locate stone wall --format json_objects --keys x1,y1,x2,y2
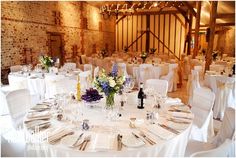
[{"x1": 1, "y1": 1, "x2": 115, "y2": 83}]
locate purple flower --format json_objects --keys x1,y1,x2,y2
[
  {"x1": 110, "y1": 63, "x2": 118, "y2": 77},
  {"x1": 81, "y1": 88, "x2": 103, "y2": 102}
]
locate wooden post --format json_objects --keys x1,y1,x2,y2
[
  {"x1": 187, "y1": 13, "x2": 193, "y2": 55},
  {"x1": 205, "y1": 1, "x2": 218, "y2": 71},
  {"x1": 193, "y1": 1, "x2": 201, "y2": 58},
  {"x1": 146, "y1": 15, "x2": 150, "y2": 52}
]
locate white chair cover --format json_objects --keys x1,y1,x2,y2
[
  {"x1": 84, "y1": 64, "x2": 93, "y2": 72},
  {"x1": 152, "y1": 66, "x2": 161, "y2": 79},
  {"x1": 44, "y1": 74, "x2": 65, "y2": 98},
  {"x1": 117, "y1": 63, "x2": 128, "y2": 76},
  {"x1": 212, "y1": 107, "x2": 235, "y2": 146},
  {"x1": 190, "y1": 139, "x2": 235, "y2": 157},
  {"x1": 213, "y1": 76, "x2": 235, "y2": 120},
  {"x1": 189, "y1": 87, "x2": 215, "y2": 142},
  {"x1": 62, "y1": 62, "x2": 76, "y2": 71},
  {"x1": 183, "y1": 56, "x2": 191, "y2": 80},
  {"x1": 160, "y1": 64, "x2": 178, "y2": 92},
  {"x1": 27, "y1": 76, "x2": 45, "y2": 103},
  {"x1": 79, "y1": 71, "x2": 92, "y2": 92},
  {"x1": 132, "y1": 66, "x2": 140, "y2": 87},
  {"x1": 4, "y1": 89, "x2": 31, "y2": 128},
  {"x1": 10, "y1": 65, "x2": 23, "y2": 72},
  {"x1": 145, "y1": 79, "x2": 168, "y2": 96},
  {"x1": 187, "y1": 70, "x2": 201, "y2": 105},
  {"x1": 93, "y1": 66, "x2": 99, "y2": 78},
  {"x1": 185, "y1": 107, "x2": 235, "y2": 157},
  {"x1": 139, "y1": 64, "x2": 153, "y2": 84},
  {"x1": 8, "y1": 75, "x2": 28, "y2": 90}
]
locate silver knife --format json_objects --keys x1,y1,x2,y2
[{"x1": 71, "y1": 133, "x2": 84, "y2": 147}]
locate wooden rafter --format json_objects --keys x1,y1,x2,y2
[
  {"x1": 116, "y1": 15, "x2": 126, "y2": 24},
  {"x1": 200, "y1": 22, "x2": 235, "y2": 27},
  {"x1": 216, "y1": 13, "x2": 235, "y2": 19},
  {"x1": 172, "y1": 2, "x2": 190, "y2": 23},
  {"x1": 182, "y1": 2, "x2": 197, "y2": 17}
]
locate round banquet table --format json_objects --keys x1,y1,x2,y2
[{"x1": 24, "y1": 92, "x2": 193, "y2": 157}]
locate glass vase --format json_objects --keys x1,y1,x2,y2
[{"x1": 106, "y1": 93, "x2": 115, "y2": 108}]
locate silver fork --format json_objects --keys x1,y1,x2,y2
[
  {"x1": 79, "y1": 135, "x2": 91, "y2": 151},
  {"x1": 70, "y1": 133, "x2": 84, "y2": 147}
]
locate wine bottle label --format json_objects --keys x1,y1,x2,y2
[{"x1": 138, "y1": 99, "x2": 141, "y2": 106}]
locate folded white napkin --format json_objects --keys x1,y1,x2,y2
[
  {"x1": 147, "y1": 125, "x2": 175, "y2": 140},
  {"x1": 91, "y1": 133, "x2": 115, "y2": 151},
  {"x1": 47, "y1": 127, "x2": 73, "y2": 143},
  {"x1": 165, "y1": 98, "x2": 181, "y2": 104},
  {"x1": 170, "y1": 111, "x2": 193, "y2": 119},
  {"x1": 27, "y1": 111, "x2": 51, "y2": 119},
  {"x1": 25, "y1": 120, "x2": 50, "y2": 129}
]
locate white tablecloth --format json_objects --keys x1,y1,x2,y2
[
  {"x1": 24, "y1": 93, "x2": 193, "y2": 157},
  {"x1": 8, "y1": 71, "x2": 78, "y2": 99}
]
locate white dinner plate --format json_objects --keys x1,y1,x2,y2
[
  {"x1": 60, "y1": 134, "x2": 84, "y2": 147},
  {"x1": 122, "y1": 135, "x2": 145, "y2": 148}
]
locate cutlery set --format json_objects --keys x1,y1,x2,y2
[
  {"x1": 78, "y1": 136, "x2": 91, "y2": 151},
  {"x1": 117, "y1": 134, "x2": 123, "y2": 151},
  {"x1": 49, "y1": 131, "x2": 74, "y2": 144},
  {"x1": 138, "y1": 131, "x2": 156, "y2": 145},
  {"x1": 158, "y1": 124, "x2": 180, "y2": 134}
]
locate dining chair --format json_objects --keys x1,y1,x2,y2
[
  {"x1": 62, "y1": 62, "x2": 76, "y2": 71},
  {"x1": 185, "y1": 107, "x2": 235, "y2": 157},
  {"x1": 145, "y1": 79, "x2": 168, "y2": 96},
  {"x1": 139, "y1": 64, "x2": 153, "y2": 84},
  {"x1": 117, "y1": 63, "x2": 128, "y2": 76},
  {"x1": 213, "y1": 76, "x2": 235, "y2": 120},
  {"x1": 160, "y1": 64, "x2": 178, "y2": 92},
  {"x1": 190, "y1": 139, "x2": 234, "y2": 157},
  {"x1": 44, "y1": 74, "x2": 65, "y2": 98},
  {"x1": 1, "y1": 136, "x2": 25, "y2": 157},
  {"x1": 10, "y1": 65, "x2": 23, "y2": 72},
  {"x1": 187, "y1": 70, "x2": 201, "y2": 105},
  {"x1": 4, "y1": 89, "x2": 31, "y2": 129},
  {"x1": 84, "y1": 64, "x2": 93, "y2": 72},
  {"x1": 189, "y1": 87, "x2": 215, "y2": 142}
]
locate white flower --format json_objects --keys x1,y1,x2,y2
[{"x1": 109, "y1": 78, "x2": 116, "y2": 87}]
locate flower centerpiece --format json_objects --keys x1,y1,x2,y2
[
  {"x1": 99, "y1": 48, "x2": 108, "y2": 59},
  {"x1": 123, "y1": 46, "x2": 128, "y2": 53},
  {"x1": 93, "y1": 63, "x2": 125, "y2": 108},
  {"x1": 140, "y1": 51, "x2": 148, "y2": 63},
  {"x1": 150, "y1": 48, "x2": 157, "y2": 54},
  {"x1": 39, "y1": 55, "x2": 54, "y2": 72},
  {"x1": 81, "y1": 88, "x2": 103, "y2": 107}
]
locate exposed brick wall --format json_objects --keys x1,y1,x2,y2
[{"x1": 1, "y1": 1, "x2": 115, "y2": 71}]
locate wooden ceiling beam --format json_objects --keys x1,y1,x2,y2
[
  {"x1": 113, "y1": 10, "x2": 181, "y2": 16},
  {"x1": 173, "y1": 5, "x2": 190, "y2": 23},
  {"x1": 216, "y1": 13, "x2": 235, "y2": 19},
  {"x1": 200, "y1": 22, "x2": 235, "y2": 27},
  {"x1": 182, "y1": 1, "x2": 197, "y2": 17}
]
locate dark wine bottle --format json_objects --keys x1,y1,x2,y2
[{"x1": 137, "y1": 82, "x2": 145, "y2": 109}]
